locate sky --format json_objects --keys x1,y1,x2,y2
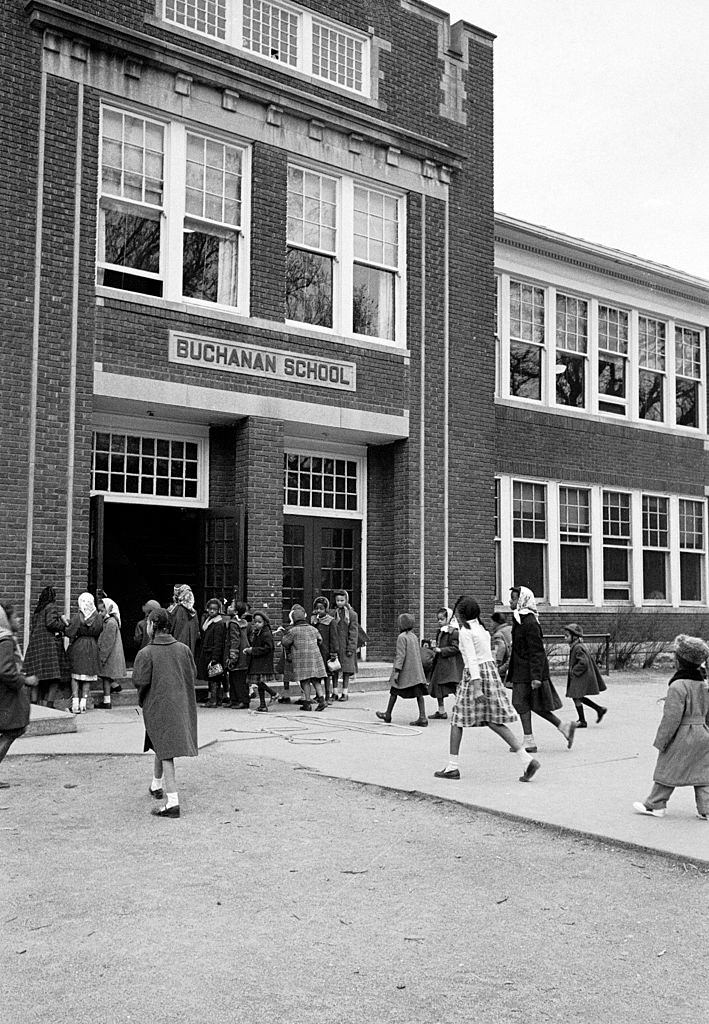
[{"x1": 438, "y1": 0, "x2": 709, "y2": 278}]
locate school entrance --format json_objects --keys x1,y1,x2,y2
[{"x1": 282, "y1": 516, "x2": 362, "y2": 619}]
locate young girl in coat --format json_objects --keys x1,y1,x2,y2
[
  {"x1": 330, "y1": 590, "x2": 358, "y2": 702},
  {"x1": 563, "y1": 623, "x2": 607, "y2": 727},
  {"x1": 96, "y1": 597, "x2": 127, "y2": 709},
  {"x1": 428, "y1": 607, "x2": 464, "y2": 719},
  {"x1": 281, "y1": 604, "x2": 327, "y2": 711},
  {"x1": 23, "y1": 585, "x2": 69, "y2": 707},
  {"x1": 64, "y1": 592, "x2": 103, "y2": 714},
  {"x1": 376, "y1": 613, "x2": 429, "y2": 726},
  {"x1": 633, "y1": 634, "x2": 709, "y2": 820},
  {"x1": 199, "y1": 598, "x2": 228, "y2": 707},
  {"x1": 311, "y1": 596, "x2": 336, "y2": 703},
  {"x1": 244, "y1": 611, "x2": 277, "y2": 712}
]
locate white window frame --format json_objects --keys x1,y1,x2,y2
[
  {"x1": 677, "y1": 497, "x2": 706, "y2": 604},
  {"x1": 98, "y1": 104, "x2": 251, "y2": 314},
  {"x1": 596, "y1": 302, "x2": 630, "y2": 417},
  {"x1": 286, "y1": 162, "x2": 407, "y2": 348},
  {"x1": 507, "y1": 277, "x2": 546, "y2": 404},
  {"x1": 554, "y1": 292, "x2": 589, "y2": 411},
  {"x1": 283, "y1": 447, "x2": 365, "y2": 520},
  {"x1": 511, "y1": 479, "x2": 548, "y2": 600},
  {"x1": 558, "y1": 485, "x2": 592, "y2": 603},
  {"x1": 161, "y1": 0, "x2": 372, "y2": 97},
  {"x1": 638, "y1": 316, "x2": 667, "y2": 424},
  {"x1": 90, "y1": 417, "x2": 210, "y2": 508},
  {"x1": 601, "y1": 489, "x2": 633, "y2": 604}
]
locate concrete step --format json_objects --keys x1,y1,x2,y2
[{"x1": 23, "y1": 705, "x2": 77, "y2": 737}]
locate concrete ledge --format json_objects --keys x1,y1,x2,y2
[{"x1": 23, "y1": 706, "x2": 77, "y2": 737}]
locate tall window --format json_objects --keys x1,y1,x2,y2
[
  {"x1": 642, "y1": 495, "x2": 669, "y2": 599},
  {"x1": 509, "y1": 281, "x2": 544, "y2": 400},
  {"x1": 559, "y1": 487, "x2": 591, "y2": 599},
  {"x1": 494, "y1": 477, "x2": 501, "y2": 601},
  {"x1": 183, "y1": 134, "x2": 242, "y2": 305},
  {"x1": 598, "y1": 304, "x2": 628, "y2": 415},
  {"x1": 679, "y1": 499, "x2": 704, "y2": 601},
  {"x1": 602, "y1": 491, "x2": 631, "y2": 600},
  {"x1": 286, "y1": 167, "x2": 336, "y2": 328},
  {"x1": 512, "y1": 481, "x2": 546, "y2": 597},
  {"x1": 555, "y1": 294, "x2": 587, "y2": 408},
  {"x1": 99, "y1": 109, "x2": 165, "y2": 295},
  {"x1": 638, "y1": 317, "x2": 666, "y2": 421},
  {"x1": 675, "y1": 326, "x2": 701, "y2": 428},
  {"x1": 352, "y1": 186, "x2": 398, "y2": 340}
]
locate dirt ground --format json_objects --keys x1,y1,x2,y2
[{"x1": 1, "y1": 746, "x2": 707, "y2": 1024}]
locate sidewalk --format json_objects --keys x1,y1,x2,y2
[{"x1": 8, "y1": 672, "x2": 708, "y2": 866}]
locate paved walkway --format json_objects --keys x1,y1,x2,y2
[{"x1": 8, "y1": 672, "x2": 708, "y2": 865}]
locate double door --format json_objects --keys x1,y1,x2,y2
[{"x1": 283, "y1": 515, "x2": 361, "y2": 619}]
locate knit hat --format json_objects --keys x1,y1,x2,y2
[
  {"x1": 290, "y1": 604, "x2": 307, "y2": 623},
  {"x1": 398, "y1": 612, "x2": 415, "y2": 631},
  {"x1": 564, "y1": 622, "x2": 584, "y2": 638},
  {"x1": 313, "y1": 595, "x2": 330, "y2": 611},
  {"x1": 142, "y1": 599, "x2": 161, "y2": 615},
  {"x1": 673, "y1": 634, "x2": 709, "y2": 666}
]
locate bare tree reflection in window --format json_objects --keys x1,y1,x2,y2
[
  {"x1": 556, "y1": 354, "x2": 585, "y2": 407},
  {"x1": 510, "y1": 341, "x2": 542, "y2": 400},
  {"x1": 286, "y1": 247, "x2": 333, "y2": 327}
]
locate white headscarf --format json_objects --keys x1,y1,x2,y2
[
  {"x1": 512, "y1": 586, "x2": 539, "y2": 624},
  {"x1": 102, "y1": 597, "x2": 121, "y2": 626},
  {"x1": 438, "y1": 607, "x2": 455, "y2": 634},
  {"x1": 78, "y1": 592, "x2": 97, "y2": 621}
]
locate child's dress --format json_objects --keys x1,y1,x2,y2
[
  {"x1": 451, "y1": 620, "x2": 517, "y2": 728},
  {"x1": 389, "y1": 630, "x2": 428, "y2": 699}
]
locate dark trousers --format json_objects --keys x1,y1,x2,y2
[{"x1": 229, "y1": 669, "x2": 249, "y2": 706}]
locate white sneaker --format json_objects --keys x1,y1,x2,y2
[{"x1": 633, "y1": 801, "x2": 665, "y2": 818}]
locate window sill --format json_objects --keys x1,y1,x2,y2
[
  {"x1": 96, "y1": 286, "x2": 409, "y2": 357},
  {"x1": 494, "y1": 396, "x2": 706, "y2": 438}
]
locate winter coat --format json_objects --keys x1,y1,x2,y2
[
  {"x1": 0, "y1": 636, "x2": 31, "y2": 733},
  {"x1": 23, "y1": 602, "x2": 69, "y2": 682},
  {"x1": 389, "y1": 630, "x2": 427, "y2": 691},
  {"x1": 227, "y1": 619, "x2": 250, "y2": 671},
  {"x1": 311, "y1": 613, "x2": 336, "y2": 664},
  {"x1": 98, "y1": 615, "x2": 127, "y2": 681},
  {"x1": 134, "y1": 618, "x2": 151, "y2": 652},
  {"x1": 653, "y1": 672, "x2": 709, "y2": 787},
  {"x1": 491, "y1": 624, "x2": 513, "y2": 682},
  {"x1": 132, "y1": 634, "x2": 198, "y2": 760},
  {"x1": 65, "y1": 613, "x2": 103, "y2": 677},
  {"x1": 429, "y1": 627, "x2": 464, "y2": 688},
  {"x1": 169, "y1": 603, "x2": 199, "y2": 656},
  {"x1": 247, "y1": 623, "x2": 275, "y2": 676},
  {"x1": 281, "y1": 621, "x2": 327, "y2": 681},
  {"x1": 566, "y1": 638, "x2": 607, "y2": 699},
  {"x1": 332, "y1": 605, "x2": 359, "y2": 675},
  {"x1": 508, "y1": 614, "x2": 551, "y2": 684},
  {"x1": 197, "y1": 617, "x2": 228, "y2": 681}
]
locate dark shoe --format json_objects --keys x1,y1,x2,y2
[
  {"x1": 562, "y1": 721, "x2": 578, "y2": 749},
  {"x1": 110, "y1": 684, "x2": 122, "y2": 693},
  {"x1": 256, "y1": 705, "x2": 268, "y2": 713},
  {"x1": 268, "y1": 691, "x2": 278, "y2": 705},
  {"x1": 575, "y1": 720, "x2": 588, "y2": 729},
  {"x1": 278, "y1": 696, "x2": 291, "y2": 704},
  {"x1": 315, "y1": 701, "x2": 327, "y2": 712},
  {"x1": 524, "y1": 745, "x2": 538, "y2": 754},
  {"x1": 151, "y1": 804, "x2": 180, "y2": 818},
  {"x1": 340, "y1": 694, "x2": 349, "y2": 702},
  {"x1": 301, "y1": 702, "x2": 313, "y2": 711},
  {"x1": 149, "y1": 786, "x2": 164, "y2": 800},
  {"x1": 205, "y1": 700, "x2": 218, "y2": 708},
  {"x1": 519, "y1": 758, "x2": 541, "y2": 783},
  {"x1": 375, "y1": 712, "x2": 391, "y2": 723},
  {"x1": 410, "y1": 718, "x2": 428, "y2": 727},
  {"x1": 94, "y1": 701, "x2": 112, "y2": 709},
  {"x1": 596, "y1": 707, "x2": 608, "y2": 724},
  {"x1": 430, "y1": 711, "x2": 448, "y2": 720},
  {"x1": 434, "y1": 768, "x2": 460, "y2": 780}
]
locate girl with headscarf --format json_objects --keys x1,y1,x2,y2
[
  {"x1": 22, "y1": 585, "x2": 69, "y2": 707},
  {"x1": 64, "y1": 592, "x2": 103, "y2": 714},
  {"x1": 507, "y1": 586, "x2": 576, "y2": 754},
  {"x1": 0, "y1": 602, "x2": 37, "y2": 786},
  {"x1": 427, "y1": 606, "x2": 464, "y2": 720},
  {"x1": 95, "y1": 597, "x2": 127, "y2": 709},
  {"x1": 168, "y1": 584, "x2": 199, "y2": 656}
]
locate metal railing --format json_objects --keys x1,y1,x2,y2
[{"x1": 543, "y1": 633, "x2": 611, "y2": 675}]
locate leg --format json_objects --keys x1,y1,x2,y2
[
  {"x1": 581, "y1": 697, "x2": 607, "y2": 722},
  {"x1": 376, "y1": 692, "x2": 397, "y2": 722},
  {"x1": 340, "y1": 672, "x2": 351, "y2": 701},
  {"x1": 694, "y1": 785, "x2": 709, "y2": 818},
  {"x1": 489, "y1": 724, "x2": 541, "y2": 781},
  {"x1": 645, "y1": 782, "x2": 674, "y2": 810},
  {"x1": 0, "y1": 733, "x2": 16, "y2": 765},
  {"x1": 410, "y1": 695, "x2": 428, "y2": 726},
  {"x1": 97, "y1": 677, "x2": 112, "y2": 708},
  {"x1": 70, "y1": 675, "x2": 80, "y2": 714},
  {"x1": 45, "y1": 680, "x2": 58, "y2": 709},
  {"x1": 331, "y1": 670, "x2": 340, "y2": 698},
  {"x1": 516, "y1": 709, "x2": 537, "y2": 751},
  {"x1": 257, "y1": 682, "x2": 268, "y2": 709},
  {"x1": 79, "y1": 681, "x2": 90, "y2": 712},
  {"x1": 313, "y1": 680, "x2": 326, "y2": 710},
  {"x1": 301, "y1": 680, "x2": 312, "y2": 707},
  {"x1": 573, "y1": 699, "x2": 586, "y2": 726},
  {"x1": 151, "y1": 758, "x2": 180, "y2": 818},
  {"x1": 434, "y1": 724, "x2": 463, "y2": 779}
]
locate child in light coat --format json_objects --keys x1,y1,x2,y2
[{"x1": 376, "y1": 613, "x2": 428, "y2": 727}]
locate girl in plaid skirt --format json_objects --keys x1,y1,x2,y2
[{"x1": 434, "y1": 596, "x2": 541, "y2": 783}]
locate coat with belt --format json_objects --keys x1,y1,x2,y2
[
  {"x1": 169, "y1": 604, "x2": 199, "y2": 656},
  {"x1": 65, "y1": 613, "x2": 103, "y2": 677},
  {"x1": 389, "y1": 630, "x2": 427, "y2": 692},
  {"x1": 227, "y1": 619, "x2": 250, "y2": 672},
  {"x1": 23, "y1": 602, "x2": 69, "y2": 682},
  {"x1": 0, "y1": 635, "x2": 31, "y2": 733},
  {"x1": 247, "y1": 623, "x2": 275, "y2": 676},
  {"x1": 98, "y1": 615, "x2": 127, "y2": 681},
  {"x1": 566, "y1": 638, "x2": 607, "y2": 699},
  {"x1": 132, "y1": 634, "x2": 198, "y2": 760},
  {"x1": 332, "y1": 605, "x2": 359, "y2": 675},
  {"x1": 197, "y1": 617, "x2": 228, "y2": 681},
  {"x1": 653, "y1": 672, "x2": 709, "y2": 787},
  {"x1": 281, "y1": 621, "x2": 327, "y2": 681}
]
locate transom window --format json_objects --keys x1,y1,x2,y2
[
  {"x1": 98, "y1": 107, "x2": 249, "y2": 311},
  {"x1": 91, "y1": 431, "x2": 207, "y2": 506},
  {"x1": 163, "y1": 1, "x2": 371, "y2": 96},
  {"x1": 284, "y1": 453, "x2": 359, "y2": 512}
]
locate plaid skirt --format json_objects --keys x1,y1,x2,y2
[
  {"x1": 450, "y1": 662, "x2": 517, "y2": 728},
  {"x1": 247, "y1": 673, "x2": 275, "y2": 686}
]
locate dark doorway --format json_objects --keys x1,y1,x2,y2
[
  {"x1": 101, "y1": 503, "x2": 201, "y2": 662},
  {"x1": 283, "y1": 516, "x2": 361, "y2": 622}
]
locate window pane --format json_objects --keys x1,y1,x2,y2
[
  {"x1": 101, "y1": 110, "x2": 164, "y2": 206},
  {"x1": 243, "y1": 0, "x2": 299, "y2": 65},
  {"x1": 598, "y1": 305, "x2": 629, "y2": 354},
  {"x1": 510, "y1": 281, "x2": 545, "y2": 344},
  {"x1": 598, "y1": 353, "x2": 626, "y2": 399},
  {"x1": 639, "y1": 369, "x2": 664, "y2": 421},
  {"x1": 287, "y1": 167, "x2": 337, "y2": 252},
  {"x1": 513, "y1": 481, "x2": 546, "y2": 540},
  {"x1": 352, "y1": 264, "x2": 394, "y2": 339},
  {"x1": 185, "y1": 135, "x2": 242, "y2": 227},
  {"x1": 182, "y1": 229, "x2": 238, "y2": 306},
  {"x1": 675, "y1": 326, "x2": 701, "y2": 379},
  {"x1": 353, "y1": 187, "x2": 398, "y2": 267},
  {"x1": 104, "y1": 210, "x2": 160, "y2": 273},
  {"x1": 643, "y1": 550, "x2": 666, "y2": 600},
  {"x1": 285, "y1": 248, "x2": 333, "y2": 327},
  {"x1": 556, "y1": 294, "x2": 588, "y2": 354},
  {"x1": 604, "y1": 547, "x2": 629, "y2": 584},
  {"x1": 642, "y1": 495, "x2": 668, "y2": 547},
  {"x1": 676, "y1": 377, "x2": 698, "y2": 428},
  {"x1": 561, "y1": 545, "x2": 589, "y2": 600},
  {"x1": 639, "y1": 317, "x2": 666, "y2": 370},
  {"x1": 680, "y1": 499, "x2": 704, "y2": 550},
  {"x1": 680, "y1": 552, "x2": 703, "y2": 602},
  {"x1": 513, "y1": 543, "x2": 545, "y2": 598},
  {"x1": 312, "y1": 21, "x2": 364, "y2": 92},
  {"x1": 510, "y1": 341, "x2": 542, "y2": 400},
  {"x1": 165, "y1": 0, "x2": 227, "y2": 39},
  {"x1": 556, "y1": 352, "x2": 585, "y2": 408}
]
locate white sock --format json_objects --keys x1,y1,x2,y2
[
  {"x1": 342, "y1": 687, "x2": 349, "y2": 695},
  {"x1": 79, "y1": 697, "x2": 87, "y2": 711},
  {"x1": 523, "y1": 733, "x2": 535, "y2": 745},
  {"x1": 447, "y1": 756, "x2": 459, "y2": 770},
  {"x1": 516, "y1": 748, "x2": 533, "y2": 766},
  {"x1": 71, "y1": 697, "x2": 79, "y2": 711},
  {"x1": 151, "y1": 777, "x2": 164, "y2": 792},
  {"x1": 166, "y1": 792, "x2": 179, "y2": 808}
]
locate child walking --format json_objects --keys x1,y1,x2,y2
[
  {"x1": 244, "y1": 611, "x2": 278, "y2": 712},
  {"x1": 633, "y1": 634, "x2": 709, "y2": 820},
  {"x1": 64, "y1": 592, "x2": 103, "y2": 714},
  {"x1": 563, "y1": 623, "x2": 607, "y2": 727},
  {"x1": 281, "y1": 605, "x2": 328, "y2": 712},
  {"x1": 376, "y1": 613, "x2": 429, "y2": 726},
  {"x1": 427, "y1": 607, "x2": 464, "y2": 719}
]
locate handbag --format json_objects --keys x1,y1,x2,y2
[
  {"x1": 207, "y1": 660, "x2": 224, "y2": 678},
  {"x1": 419, "y1": 645, "x2": 437, "y2": 677},
  {"x1": 327, "y1": 656, "x2": 342, "y2": 674}
]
